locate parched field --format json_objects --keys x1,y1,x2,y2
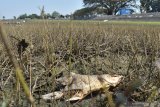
[{"x1": 0, "y1": 20, "x2": 160, "y2": 106}]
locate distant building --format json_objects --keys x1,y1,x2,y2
[{"x1": 118, "y1": 8, "x2": 134, "y2": 15}]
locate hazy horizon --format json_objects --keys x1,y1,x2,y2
[{"x1": 0, "y1": 0, "x2": 83, "y2": 19}]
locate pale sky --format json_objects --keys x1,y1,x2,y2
[{"x1": 0, "y1": 0, "x2": 83, "y2": 19}]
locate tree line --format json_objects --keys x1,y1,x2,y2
[
  {"x1": 17, "y1": 11, "x2": 70, "y2": 20},
  {"x1": 3, "y1": 0, "x2": 160, "y2": 20},
  {"x1": 73, "y1": 0, "x2": 160, "y2": 19}
]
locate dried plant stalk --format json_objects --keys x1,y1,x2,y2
[{"x1": 0, "y1": 23, "x2": 35, "y2": 107}]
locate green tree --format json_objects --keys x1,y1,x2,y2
[
  {"x1": 59, "y1": 15, "x2": 65, "y2": 18},
  {"x1": 65, "y1": 14, "x2": 71, "y2": 19},
  {"x1": 73, "y1": 7, "x2": 96, "y2": 19},
  {"x1": 18, "y1": 14, "x2": 28, "y2": 19},
  {"x1": 140, "y1": 0, "x2": 160, "y2": 13},
  {"x1": 46, "y1": 13, "x2": 52, "y2": 19},
  {"x1": 140, "y1": 0, "x2": 152, "y2": 13},
  {"x1": 2, "y1": 16, "x2": 5, "y2": 20},
  {"x1": 52, "y1": 11, "x2": 60, "y2": 19},
  {"x1": 151, "y1": 0, "x2": 160, "y2": 12},
  {"x1": 13, "y1": 16, "x2": 16, "y2": 20},
  {"x1": 28, "y1": 14, "x2": 40, "y2": 19},
  {"x1": 83, "y1": 0, "x2": 137, "y2": 15}
]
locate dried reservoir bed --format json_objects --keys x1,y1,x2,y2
[{"x1": 0, "y1": 20, "x2": 160, "y2": 106}]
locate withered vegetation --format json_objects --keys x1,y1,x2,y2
[{"x1": 0, "y1": 20, "x2": 160, "y2": 106}]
